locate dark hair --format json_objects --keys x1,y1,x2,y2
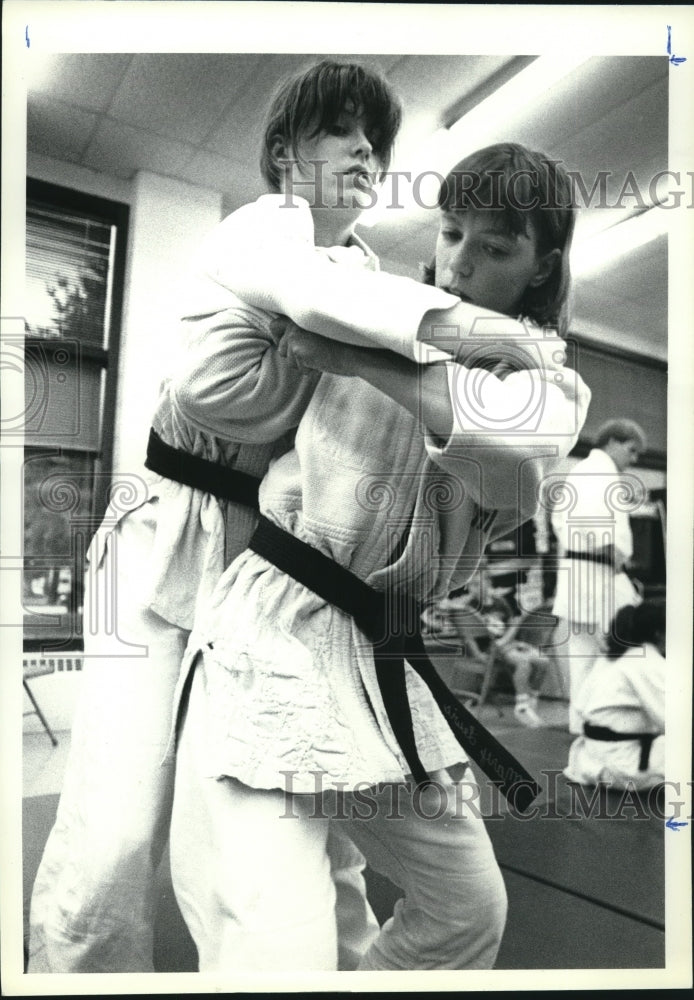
[
  {"x1": 595, "y1": 418, "x2": 648, "y2": 452},
  {"x1": 422, "y1": 142, "x2": 576, "y2": 335},
  {"x1": 606, "y1": 599, "x2": 666, "y2": 659},
  {"x1": 260, "y1": 59, "x2": 402, "y2": 193}
]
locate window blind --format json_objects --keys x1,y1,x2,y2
[{"x1": 25, "y1": 203, "x2": 115, "y2": 348}]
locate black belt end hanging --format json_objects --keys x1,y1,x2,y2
[
  {"x1": 503, "y1": 778, "x2": 542, "y2": 814},
  {"x1": 250, "y1": 515, "x2": 541, "y2": 814}
]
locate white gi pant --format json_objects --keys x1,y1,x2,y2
[
  {"x1": 27, "y1": 504, "x2": 378, "y2": 973},
  {"x1": 565, "y1": 732, "x2": 665, "y2": 791},
  {"x1": 170, "y1": 664, "x2": 508, "y2": 972}
]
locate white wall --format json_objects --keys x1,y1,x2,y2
[{"x1": 113, "y1": 171, "x2": 222, "y2": 476}]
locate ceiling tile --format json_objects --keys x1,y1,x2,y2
[
  {"x1": 82, "y1": 119, "x2": 193, "y2": 180},
  {"x1": 28, "y1": 53, "x2": 134, "y2": 113},
  {"x1": 387, "y1": 54, "x2": 516, "y2": 124},
  {"x1": 108, "y1": 53, "x2": 261, "y2": 145},
  {"x1": 204, "y1": 54, "x2": 324, "y2": 157},
  {"x1": 572, "y1": 234, "x2": 667, "y2": 355},
  {"x1": 491, "y1": 56, "x2": 668, "y2": 162},
  {"x1": 553, "y1": 77, "x2": 668, "y2": 209},
  {"x1": 27, "y1": 97, "x2": 99, "y2": 162}
]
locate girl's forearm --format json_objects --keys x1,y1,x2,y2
[
  {"x1": 347, "y1": 350, "x2": 453, "y2": 440},
  {"x1": 416, "y1": 301, "x2": 531, "y2": 360},
  {"x1": 196, "y1": 203, "x2": 541, "y2": 364}
]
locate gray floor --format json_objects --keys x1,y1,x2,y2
[{"x1": 22, "y1": 694, "x2": 665, "y2": 972}]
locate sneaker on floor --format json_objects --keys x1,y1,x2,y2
[{"x1": 514, "y1": 701, "x2": 546, "y2": 728}]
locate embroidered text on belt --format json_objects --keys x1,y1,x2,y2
[
  {"x1": 144, "y1": 428, "x2": 261, "y2": 508},
  {"x1": 249, "y1": 515, "x2": 540, "y2": 814},
  {"x1": 583, "y1": 722, "x2": 658, "y2": 771}
]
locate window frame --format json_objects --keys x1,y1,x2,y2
[{"x1": 24, "y1": 179, "x2": 130, "y2": 652}]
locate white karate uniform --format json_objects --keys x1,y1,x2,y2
[
  {"x1": 565, "y1": 642, "x2": 665, "y2": 790},
  {"x1": 551, "y1": 448, "x2": 643, "y2": 731}
]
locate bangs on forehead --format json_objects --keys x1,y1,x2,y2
[
  {"x1": 439, "y1": 167, "x2": 533, "y2": 238},
  {"x1": 431, "y1": 143, "x2": 577, "y2": 333},
  {"x1": 303, "y1": 64, "x2": 398, "y2": 153}
]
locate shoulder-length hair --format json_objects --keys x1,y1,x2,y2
[{"x1": 423, "y1": 142, "x2": 576, "y2": 335}]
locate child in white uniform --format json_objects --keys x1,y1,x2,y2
[
  {"x1": 565, "y1": 599, "x2": 665, "y2": 790},
  {"x1": 168, "y1": 143, "x2": 591, "y2": 971}
]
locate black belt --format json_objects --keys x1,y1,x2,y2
[
  {"x1": 145, "y1": 428, "x2": 260, "y2": 509},
  {"x1": 565, "y1": 550, "x2": 614, "y2": 568},
  {"x1": 583, "y1": 722, "x2": 657, "y2": 771},
  {"x1": 249, "y1": 515, "x2": 539, "y2": 813}
]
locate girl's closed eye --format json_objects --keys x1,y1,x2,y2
[{"x1": 484, "y1": 243, "x2": 511, "y2": 259}]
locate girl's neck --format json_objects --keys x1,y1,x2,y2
[{"x1": 311, "y1": 208, "x2": 357, "y2": 249}]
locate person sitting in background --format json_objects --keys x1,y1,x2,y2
[
  {"x1": 483, "y1": 517, "x2": 538, "y2": 618},
  {"x1": 564, "y1": 599, "x2": 665, "y2": 791},
  {"x1": 451, "y1": 565, "x2": 551, "y2": 728}
]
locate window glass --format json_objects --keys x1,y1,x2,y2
[
  {"x1": 23, "y1": 450, "x2": 95, "y2": 649},
  {"x1": 23, "y1": 182, "x2": 128, "y2": 651},
  {"x1": 25, "y1": 203, "x2": 114, "y2": 348}
]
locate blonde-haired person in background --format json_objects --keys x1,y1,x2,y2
[{"x1": 551, "y1": 417, "x2": 648, "y2": 733}]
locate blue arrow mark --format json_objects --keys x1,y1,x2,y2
[
  {"x1": 665, "y1": 816, "x2": 687, "y2": 831},
  {"x1": 667, "y1": 25, "x2": 687, "y2": 66}
]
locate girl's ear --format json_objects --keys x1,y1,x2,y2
[{"x1": 529, "y1": 247, "x2": 561, "y2": 288}]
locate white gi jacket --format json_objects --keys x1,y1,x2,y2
[
  {"x1": 565, "y1": 643, "x2": 665, "y2": 789},
  {"x1": 551, "y1": 448, "x2": 643, "y2": 629},
  {"x1": 87, "y1": 196, "x2": 461, "y2": 630}
]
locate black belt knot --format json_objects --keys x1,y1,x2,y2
[{"x1": 583, "y1": 722, "x2": 657, "y2": 771}]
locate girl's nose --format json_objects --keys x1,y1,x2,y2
[
  {"x1": 450, "y1": 241, "x2": 474, "y2": 277},
  {"x1": 352, "y1": 127, "x2": 373, "y2": 160}
]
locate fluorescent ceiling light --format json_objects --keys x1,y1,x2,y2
[
  {"x1": 444, "y1": 52, "x2": 592, "y2": 161},
  {"x1": 360, "y1": 52, "x2": 592, "y2": 228},
  {"x1": 571, "y1": 208, "x2": 669, "y2": 277}
]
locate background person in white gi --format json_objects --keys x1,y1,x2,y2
[
  {"x1": 565, "y1": 598, "x2": 665, "y2": 791},
  {"x1": 551, "y1": 417, "x2": 648, "y2": 732}
]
